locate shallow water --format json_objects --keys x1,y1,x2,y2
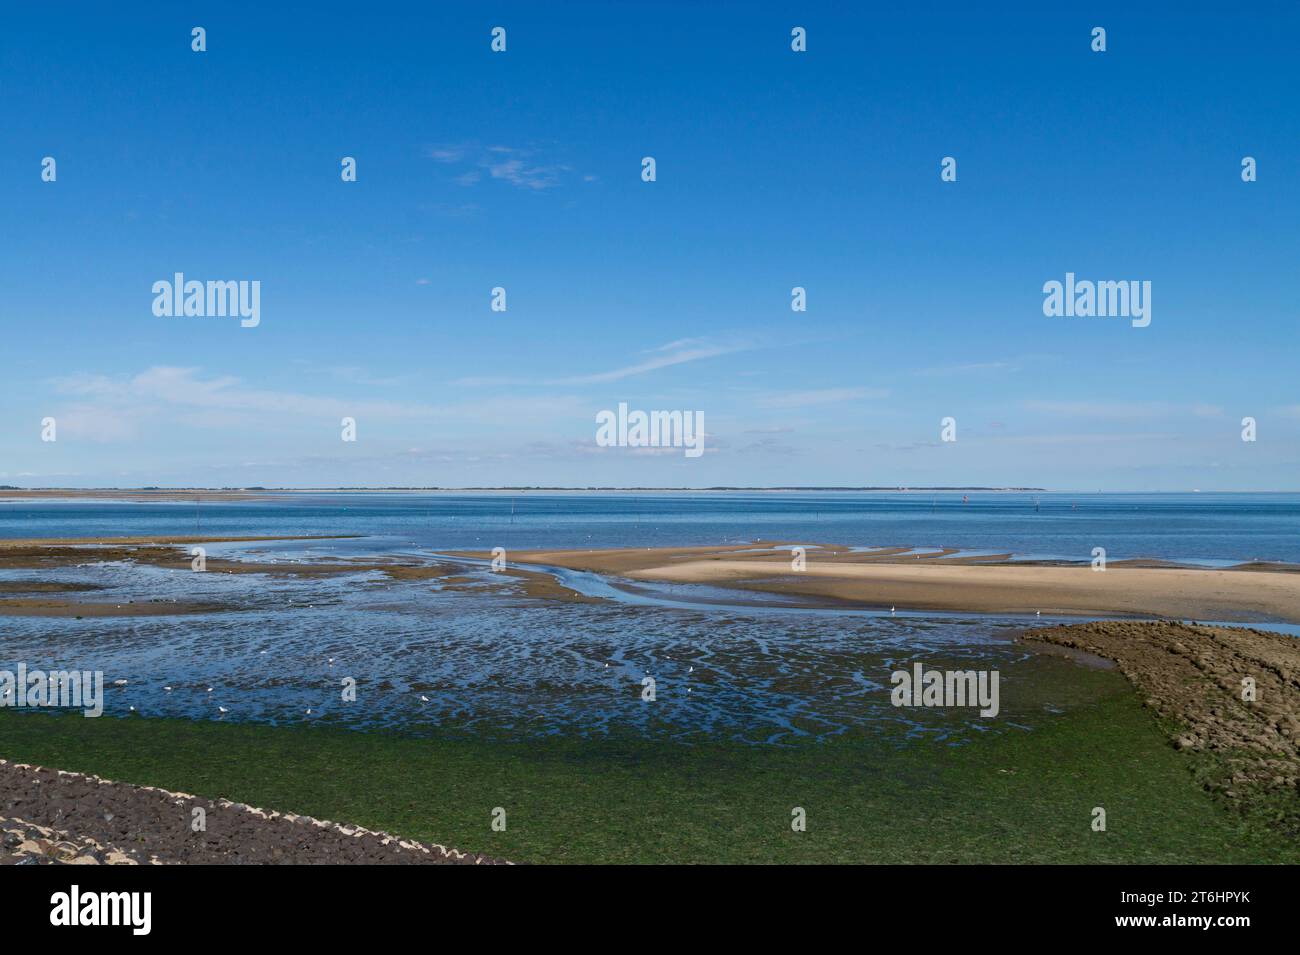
[
  {"x1": 0, "y1": 540, "x2": 1052, "y2": 744},
  {"x1": 2, "y1": 491, "x2": 1297, "y2": 744}
]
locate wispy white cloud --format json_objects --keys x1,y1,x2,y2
[
  {"x1": 424, "y1": 142, "x2": 584, "y2": 191},
  {"x1": 53, "y1": 367, "x2": 438, "y2": 419},
  {"x1": 551, "y1": 339, "x2": 747, "y2": 385},
  {"x1": 46, "y1": 367, "x2": 594, "y2": 446},
  {"x1": 424, "y1": 145, "x2": 468, "y2": 163},
  {"x1": 915, "y1": 360, "x2": 1017, "y2": 377},
  {"x1": 989, "y1": 432, "x2": 1183, "y2": 446},
  {"x1": 485, "y1": 157, "x2": 567, "y2": 190},
  {"x1": 1023, "y1": 400, "x2": 1224, "y2": 419},
  {"x1": 736, "y1": 436, "x2": 800, "y2": 455},
  {"x1": 874, "y1": 441, "x2": 941, "y2": 452},
  {"x1": 453, "y1": 338, "x2": 754, "y2": 387},
  {"x1": 914, "y1": 353, "x2": 1058, "y2": 378},
  {"x1": 289, "y1": 361, "x2": 409, "y2": 388},
  {"x1": 756, "y1": 387, "x2": 888, "y2": 409}
]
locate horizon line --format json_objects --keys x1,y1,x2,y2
[{"x1": 7, "y1": 486, "x2": 1297, "y2": 494}]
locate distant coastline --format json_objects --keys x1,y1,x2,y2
[
  {"x1": 1, "y1": 485, "x2": 1048, "y2": 494},
  {"x1": 9, "y1": 488, "x2": 1300, "y2": 494}
]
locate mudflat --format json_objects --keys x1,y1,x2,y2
[{"x1": 0, "y1": 536, "x2": 596, "y2": 615}]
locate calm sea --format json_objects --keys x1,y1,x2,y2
[{"x1": 3, "y1": 491, "x2": 1300, "y2": 563}]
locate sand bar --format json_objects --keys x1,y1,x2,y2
[{"x1": 503, "y1": 544, "x2": 1300, "y2": 622}]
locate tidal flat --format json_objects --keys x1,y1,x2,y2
[{"x1": 3, "y1": 492, "x2": 1299, "y2": 862}]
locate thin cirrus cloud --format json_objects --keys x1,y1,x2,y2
[
  {"x1": 755, "y1": 387, "x2": 889, "y2": 409},
  {"x1": 43, "y1": 370, "x2": 418, "y2": 442},
  {"x1": 988, "y1": 432, "x2": 1183, "y2": 447},
  {"x1": 52, "y1": 367, "x2": 439, "y2": 419},
  {"x1": 452, "y1": 338, "x2": 755, "y2": 387},
  {"x1": 914, "y1": 360, "x2": 1017, "y2": 377},
  {"x1": 288, "y1": 360, "x2": 409, "y2": 388},
  {"x1": 47, "y1": 367, "x2": 592, "y2": 442},
  {"x1": 424, "y1": 143, "x2": 580, "y2": 191},
  {"x1": 1023, "y1": 400, "x2": 1225, "y2": 420},
  {"x1": 912, "y1": 353, "x2": 1060, "y2": 378}
]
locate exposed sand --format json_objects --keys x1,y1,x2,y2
[
  {"x1": 0, "y1": 536, "x2": 356, "y2": 577},
  {"x1": 0, "y1": 598, "x2": 229, "y2": 618},
  {"x1": 0, "y1": 581, "x2": 102, "y2": 594},
  {"x1": 504, "y1": 567, "x2": 603, "y2": 603},
  {"x1": 504, "y1": 544, "x2": 1300, "y2": 622},
  {"x1": 8, "y1": 537, "x2": 1300, "y2": 621},
  {"x1": 0, "y1": 536, "x2": 431, "y2": 584}
]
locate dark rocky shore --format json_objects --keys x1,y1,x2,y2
[
  {"x1": 1024, "y1": 621, "x2": 1300, "y2": 831},
  {"x1": 0, "y1": 760, "x2": 509, "y2": 865}
]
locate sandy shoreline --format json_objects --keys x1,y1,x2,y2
[
  {"x1": 502, "y1": 543, "x2": 1300, "y2": 623},
  {"x1": 5, "y1": 536, "x2": 1300, "y2": 622}
]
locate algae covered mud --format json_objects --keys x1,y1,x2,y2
[{"x1": 2, "y1": 491, "x2": 1299, "y2": 863}]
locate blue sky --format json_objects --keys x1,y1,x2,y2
[{"x1": 2, "y1": 1, "x2": 1298, "y2": 490}]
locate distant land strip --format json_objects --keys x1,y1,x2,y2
[{"x1": 1, "y1": 486, "x2": 1046, "y2": 493}]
